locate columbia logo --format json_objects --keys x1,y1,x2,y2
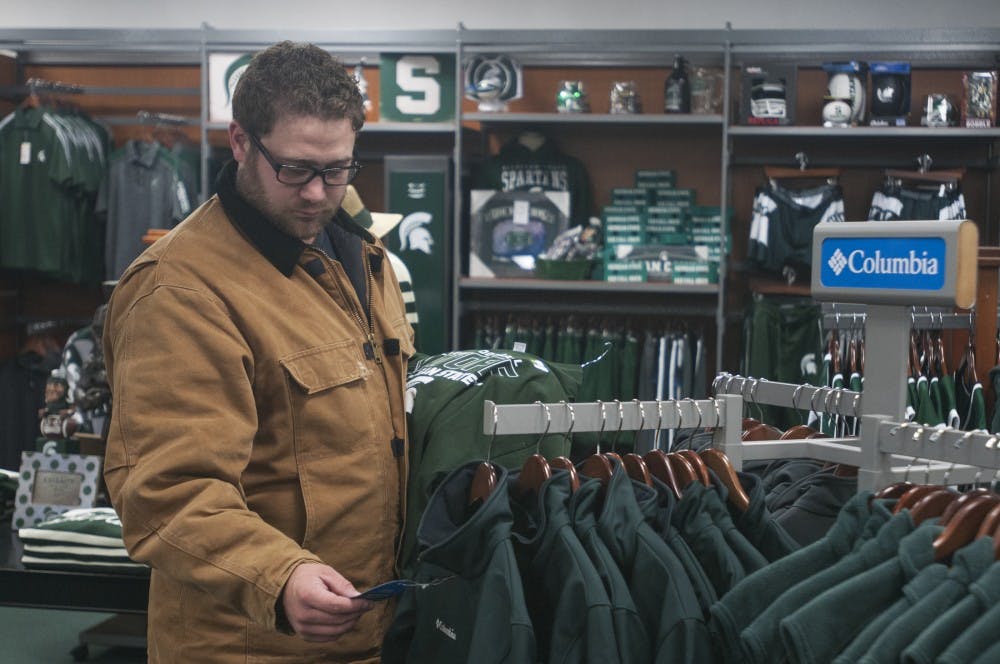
[
  {"x1": 828, "y1": 249, "x2": 848, "y2": 276},
  {"x1": 435, "y1": 618, "x2": 457, "y2": 641},
  {"x1": 408, "y1": 182, "x2": 427, "y2": 199}
]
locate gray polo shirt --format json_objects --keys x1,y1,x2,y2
[{"x1": 98, "y1": 139, "x2": 190, "y2": 279}]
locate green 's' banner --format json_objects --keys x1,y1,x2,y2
[{"x1": 379, "y1": 53, "x2": 456, "y2": 123}]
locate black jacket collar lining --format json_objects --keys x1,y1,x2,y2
[{"x1": 215, "y1": 160, "x2": 374, "y2": 278}]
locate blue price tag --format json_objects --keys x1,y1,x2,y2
[
  {"x1": 352, "y1": 575, "x2": 456, "y2": 601},
  {"x1": 353, "y1": 580, "x2": 415, "y2": 601}
]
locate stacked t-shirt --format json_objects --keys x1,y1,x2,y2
[{"x1": 18, "y1": 507, "x2": 147, "y2": 574}]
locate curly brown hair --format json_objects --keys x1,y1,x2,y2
[{"x1": 232, "y1": 41, "x2": 365, "y2": 137}]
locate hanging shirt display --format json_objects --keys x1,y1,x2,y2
[
  {"x1": 747, "y1": 181, "x2": 844, "y2": 284},
  {"x1": 868, "y1": 183, "x2": 966, "y2": 221},
  {"x1": 97, "y1": 139, "x2": 191, "y2": 279},
  {"x1": 0, "y1": 105, "x2": 108, "y2": 282}
]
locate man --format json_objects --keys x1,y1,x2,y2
[{"x1": 102, "y1": 41, "x2": 414, "y2": 662}]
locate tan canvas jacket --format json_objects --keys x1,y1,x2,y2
[{"x1": 102, "y1": 174, "x2": 414, "y2": 663}]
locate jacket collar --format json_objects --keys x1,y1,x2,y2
[{"x1": 215, "y1": 160, "x2": 375, "y2": 278}]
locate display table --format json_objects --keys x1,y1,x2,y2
[
  {"x1": 1, "y1": 522, "x2": 148, "y2": 660},
  {"x1": 0, "y1": 525, "x2": 148, "y2": 613}
]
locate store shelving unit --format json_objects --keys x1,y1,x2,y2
[
  {"x1": 0, "y1": 25, "x2": 998, "y2": 362},
  {"x1": 453, "y1": 27, "x2": 732, "y2": 369}
]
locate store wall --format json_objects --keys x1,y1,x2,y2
[{"x1": 4, "y1": 0, "x2": 999, "y2": 30}]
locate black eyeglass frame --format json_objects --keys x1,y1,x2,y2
[{"x1": 246, "y1": 131, "x2": 362, "y2": 187}]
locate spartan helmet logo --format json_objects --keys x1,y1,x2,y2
[{"x1": 399, "y1": 212, "x2": 434, "y2": 255}]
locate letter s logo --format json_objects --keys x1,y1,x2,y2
[{"x1": 394, "y1": 55, "x2": 441, "y2": 116}]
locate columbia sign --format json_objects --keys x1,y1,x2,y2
[{"x1": 819, "y1": 237, "x2": 946, "y2": 291}]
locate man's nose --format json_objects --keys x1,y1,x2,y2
[{"x1": 299, "y1": 176, "x2": 327, "y2": 202}]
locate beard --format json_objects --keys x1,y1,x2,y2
[{"x1": 235, "y1": 154, "x2": 337, "y2": 243}]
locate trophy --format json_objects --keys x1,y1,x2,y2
[{"x1": 464, "y1": 55, "x2": 523, "y2": 112}]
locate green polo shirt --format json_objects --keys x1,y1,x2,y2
[
  {"x1": 846, "y1": 536, "x2": 996, "y2": 664},
  {"x1": 779, "y1": 521, "x2": 944, "y2": 663},
  {"x1": 739, "y1": 506, "x2": 914, "y2": 664},
  {"x1": 0, "y1": 107, "x2": 75, "y2": 275},
  {"x1": 901, "y1": 559, "x2": 1000, "y2": 664}
]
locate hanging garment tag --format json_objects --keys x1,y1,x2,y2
[{"x1": 19, "y1": 142, "x2": 31, "y2": 165}]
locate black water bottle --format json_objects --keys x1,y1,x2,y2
[{"x1": 664, "y1": 55, "x2": 691, "y2": 113}]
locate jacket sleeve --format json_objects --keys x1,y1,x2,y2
[{"x1": 102, "y1": 276, "x2": 322, "y2": 630}]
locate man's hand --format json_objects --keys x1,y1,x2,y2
[{"x1": 281, "y1": 562, "x2": 375, "y2": 642}]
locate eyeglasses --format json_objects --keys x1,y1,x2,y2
[{"x1": 246, "y1": 132, "x2": 361, "y2": 187}]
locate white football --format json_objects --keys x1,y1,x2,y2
[
  {"x1": 823, "y1": 99, "x2": 853, "y2": 124},
  {"x1": 827, "y1": 73, "x2": 866, "y2": 120}
]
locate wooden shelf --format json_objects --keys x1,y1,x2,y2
[
  {"x1": 459, "y1": 277, "x2": 719, "y2": 295},
  {"x1": 728, "y1": 126, "x2": 1000, "y2": 139},
  {"x1": 465, "y1": 112, "x2": 724, "y2": 126}
]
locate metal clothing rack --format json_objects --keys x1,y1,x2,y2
[
  {"x1": 708, "y1": 373, "x2": 864, "y2": 471},
  {"x1": 482, "y1": 395, "x2": 743, "y2": 450},
  {"x1": 712, "y1": 373, "x2": 863, "y2": 418},
  {"x1": 858, "y1": 415, "x2": 1000, "y2": 492}
]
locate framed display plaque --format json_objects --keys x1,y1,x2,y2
[{"x1": 11, "y1": 452, "x2": 102, "y2": 530}]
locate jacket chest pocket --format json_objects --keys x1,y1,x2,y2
[{"x1": 279, "y1": 341, "x2": 375, "y2": 459}]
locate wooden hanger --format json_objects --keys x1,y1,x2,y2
[
  {"x1": 975, "y1": 501, "x2": 1000, "y2": 538},
  {"x1": 699, "y1": 448, "x2": 751, "y2": 512},
  {"x1": 909, "y1": 488, "x2": 960, "y2": 525},
  {"x1": 957, "y1": 318, "x2": 979, "y2": 390},
  {"x1": 874, "y1": 482, "x2": 915, "y2": 500},
  {"x1": 765, "y1": 165, "x2": 842, "y2": 181},
  {"x1": 644, "y1": 449, "x2": 682, "y2": 499},
  {"x1": 676, "y1": 449, "x2": 711, "y2": 486},
  {"x1": 621, "y1": 399, "x2": 652, "y2": 486},
  {"x1": 579, "y1": 453, "x2": 613, "y2": 487},
  {"x1": 884, "y1": 168, "x2": 964, "y2": 185},
  {"x1": 667, "y1": 453, "x2": 700, "y2": 491},
  {"x1": 939, "y1": 488, "x2": 993, "y2": 526},
  {"x1": 742, "y1": 422, "x2": 783, "y2": 441},
  {"x1": 550, "y1": 402, "x2": 580, "y2": 493},
  {"x1": 469, "y1": 461, "x2": 498, "y2": 508},
  {"x1": 623, "y1": 453, "x2": 653, "y2": 487},
  {"x1": 470, "y1": 405, "x2": 502, "y2": 507},
  {"x1": 515, "y1": 454, "x2": 551, "y2": 498},
  {"x1": 893, "y1": 485, "x2": 946, "y2": 514},
  {"x1": 780, "y1": 424, "x2": 817, "y2": 440},
  {"x1": 550, "y1": 456, "x2": 580, "y2": 493},
  {"x1": 513, "y1": 402, "x2": 553, "y2": 498},
  {"x1": 933, "y1": 493, "x2": 1000, "y2": 561},
  {"x1": 884, "y1": 153, "x2": 964, "y2": 191}
]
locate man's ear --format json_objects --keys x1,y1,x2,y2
[{"x1": 229, "y1": 121, "x2": 249, "y2": 163}]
